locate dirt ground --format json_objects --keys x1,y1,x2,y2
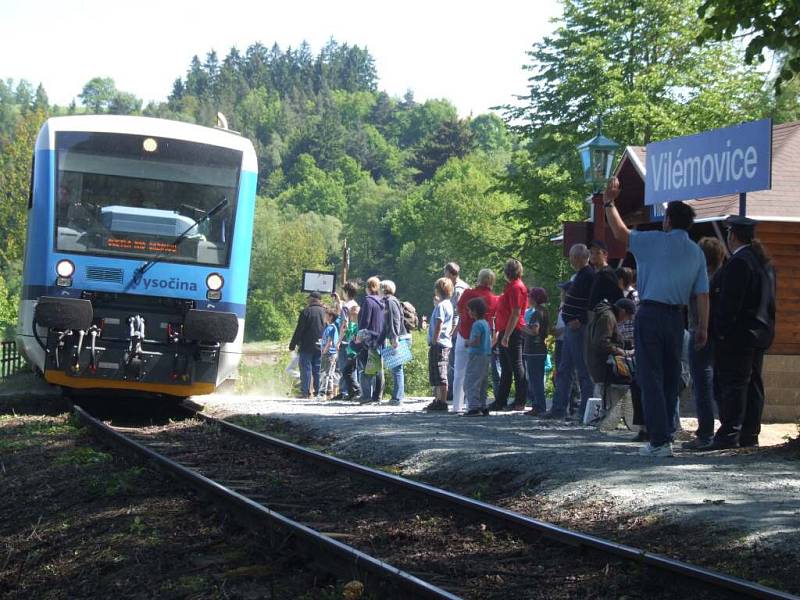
[
  {"x1": 0, "y1": 397, "x2": 360, "y2": 600},
  {"x1": 2, "y1": 390, "x2": 799, "y2": 599}
]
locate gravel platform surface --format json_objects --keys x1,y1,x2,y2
[{"x1": 201, "y1": 393, "x2": 800, "y2": 552}]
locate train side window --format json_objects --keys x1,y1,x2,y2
[{"x1": 27, "y1": 153, "x2": 34, "y2": 210}]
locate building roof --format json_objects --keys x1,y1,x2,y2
[{"x1": 618, "y1": 122, "x2": 800, "y2": 222}]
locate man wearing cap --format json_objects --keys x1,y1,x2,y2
[
  {"x1": 543, "y1": 244, "x2": 595, "y2": 419},
  {"x1": 289, "y1": 292, "x2": 328, "y2": 398},
  {"x1": 603, "y1": 177, "x2": 709, "y2": 457},
  {"x1": 705, "y1": 216, "x2": 776, "y2": 450},
  {"x1": 588, "y1": 239, "x2": 623, "y2": 311}
]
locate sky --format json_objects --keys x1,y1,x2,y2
[{"x1": 1, "y1": 0, "x2": 562, "y2": 117}]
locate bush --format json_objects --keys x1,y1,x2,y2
[{"x1": 245, "y1": 295, "x2": 292, "y2": 341}]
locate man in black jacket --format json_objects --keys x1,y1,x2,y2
[
  {"x1": 289, "y1": 291, "x2": 327, "y2": 398},
  {"x1": 705, "y1": 216, "x2": 776, "y2": 450}
]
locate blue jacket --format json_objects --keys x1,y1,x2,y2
[{"x1": 358, "y1": 294, "x2": 385, "y2": 348}]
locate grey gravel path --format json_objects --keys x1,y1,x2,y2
[{"x1": 202, "y1": 394, "x2": 800, "y2": 550}]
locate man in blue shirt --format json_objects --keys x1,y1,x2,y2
[{"x1": 604, "y1": 177, "x2": 709, "y2": 457}]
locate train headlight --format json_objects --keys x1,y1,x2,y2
[
  {"x1": 206, "y1": 272, "x2": 224, "y2": 300},
  {"x1": 56, "y1": 260, "x2": 75, "y2": 278},
  {"x1": 56, "y1": 259, "x2": 74, "y2": 287}
]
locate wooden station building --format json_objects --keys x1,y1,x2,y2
[{"x1": 562, "y1": 121, "x2": 800, "y2": 422}]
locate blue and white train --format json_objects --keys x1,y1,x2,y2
[{"x1": 17, "y1": 115, "x2": 257, "y2": 398}]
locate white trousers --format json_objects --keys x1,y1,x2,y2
[{"x1": 451, "y1": 334, "x2": 469, "y2": 412}]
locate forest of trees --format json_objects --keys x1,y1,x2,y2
[{"x1": 1, "y1": 0, "x2": 799, "y2": 341}]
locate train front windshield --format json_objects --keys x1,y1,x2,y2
[{"x1": 54, "y1": 131, "x2": 242, "y2": 267}]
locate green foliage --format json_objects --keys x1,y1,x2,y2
[
  {"x1": 773, "y1": 53, "x2": 800, "y2": 123},
  {"x1": 501, "y1": 0, "x2": 772, "y2": 301},
  {"x1": 0, "y1": 109, "x2": 46, "y2": 261},
  {"x1": 246, "y1": 196, "x2": 342, "y2": 340},
  {"x1": 697, "y1": 0, "x2": 800, "y2": 89},
  {"x1": 78, "y1": 77, "x2": 142, "y2": 115},
  {"x1": 55, "y1": 446, "x2": 112, "y2": 466},
  {"x1": 78, "y1": 77, "x2": 117, "y2": 113},
  {"x1": 387, "y1": 154, "x2": 521, "y2": 309},
  {"x1": 470, "y1": 113, "x2": 513, "y2": 156},
  {"x1": 279, "y1": 154, "x2": 347, "y2": 218}
]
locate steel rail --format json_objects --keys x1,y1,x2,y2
[
  {"x1": 203, "y1": 411, "x2": 798, "y2": 600},
  {"x1": 73, "y1": 405, "x2": 460, "y2": 600}
]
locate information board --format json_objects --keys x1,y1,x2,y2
[
  {"x1": 644, "y1": 119, "x2": 772, "y2": 205},
  {"x1": 302, "y1": 270, "x2": 336, "y2": 294}
]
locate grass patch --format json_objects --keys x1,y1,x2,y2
[
  {"x1": 0, "y1": 437, "x2": 28, "y2": 451},
  {"x1": 55, "y1": 446, "x2": 112, "y2": 466},
  {"x1": 0, "y1": 416, "x2": 78, "y2": 451},
  {"x1": 87, "y1": 466, "x2": 146, "y2": 497},
  {"x1": 236, "y1": 352, "x2": 295, "y2": 395}
]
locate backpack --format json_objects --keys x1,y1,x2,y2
[{"x1": 401, "y1": 301, "x2": 418, "y2": 332}]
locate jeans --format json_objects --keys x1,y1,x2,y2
[
  {"x1": 390, "y1": 364, "x2": 405, "y2": 402},
  {"x1": 360, "y1": 348, "x2": 385, "y2": 401},
  {"x1": 688, "y1": 337, "x2": 715, "y2": 441},
  {"x1": 298, "y1": 349, "x2": 321, "y2": 397},
  {"x1": 525, "y1": 354, "x2": 547, "y2": 412},
  {"x1": 634, "y1": 303, "x2": 684, "y2": 447},
  {"x1": 551, "y1": 324, "x2": 593, "y2": 416},
  {"x1": 497, "y1": 329, "x2": 526, "y2": 407},
  {"x1": 337, "y1": 345, "x2": 350, "y2": 396}
]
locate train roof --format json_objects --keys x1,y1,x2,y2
[{"x1": 37, "y1": 115, "x2": 257, "y2": 172}]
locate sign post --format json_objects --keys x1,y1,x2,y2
[{"x1": 645, "y1": 119, "x2": 773, "y2": 212}]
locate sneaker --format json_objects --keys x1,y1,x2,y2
[
  {"x1": 358, "y1": 396, "x2": 376, "y2": 405},
  {"x1": 511, "y1": 402, "x2": 526, "y2": 411},
  {"x1": 525, "y1": 408, "x2": 541, "y2": 417},
  {"x1": 424, "y1": 400, "x2": 448, "y2": 411},
  {"x1": 331, "y1": 393, "x2": 344, "y2": 400},
  {"x1": 463, "y1": 409, "x2": 483, "y2": 417},
  {"x1": 482, "y1": 408, "x2": 490, "y2": 416},
  {"x1": 388, "y1": 399, "x2": 401, "y2": 406},
  {"x1": 639, "y1": 442, "x2": 673, "y2": 457},
  {"x1": 681, "y1": 437, "x2": 713, "y2": 451}
]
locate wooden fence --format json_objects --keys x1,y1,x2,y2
[{"x1": 1, "y1": 340, "x2": 26, "y2": 379}]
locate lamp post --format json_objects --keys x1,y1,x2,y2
[{"x1": 576, "y1": 122, "x2": 619, "y2": 247}]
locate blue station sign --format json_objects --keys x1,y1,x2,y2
[{"x1": 644, "y1": 119, "x2": 772, "y2": 205}]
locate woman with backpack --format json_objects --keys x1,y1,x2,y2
[
  {"x1": 379, "y1": 280, "x2": 409, "y2": 406},
  {"x1": 358, "y1": 276, "x2": 385, "y2": 403}
]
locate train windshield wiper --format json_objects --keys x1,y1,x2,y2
[{"x1": 130, "y1": 197, "x2": 228, "y2": 285}]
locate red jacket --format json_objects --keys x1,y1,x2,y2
[{"x1": 457, "y1": 286, "x2": 498, "y2": 339}]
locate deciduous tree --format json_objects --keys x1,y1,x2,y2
[{"x1": 697, "y1": 0, "x2": 800, "y2": 88}]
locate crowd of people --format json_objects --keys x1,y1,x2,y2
[{"x1": 289, "y1": 176, "x2": 776, "y2": 457}]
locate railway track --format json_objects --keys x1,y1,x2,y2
[{"x1": 73, "y1": 404, "x2": 799, "y2": 600}]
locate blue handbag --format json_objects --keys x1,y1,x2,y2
[{"x1": 380, "y1": 336, "x2": 413, "y2": 370}]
